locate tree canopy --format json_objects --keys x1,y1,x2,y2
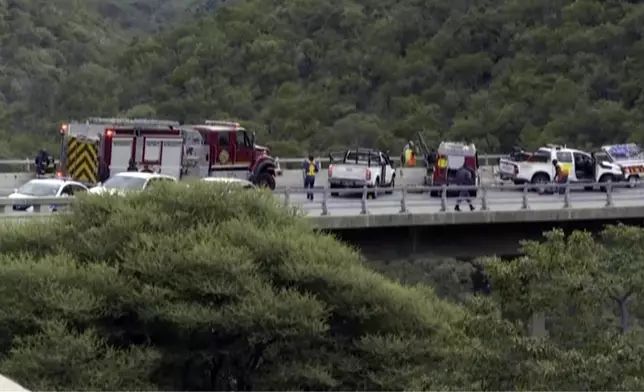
[
  {"x1": 0, "y1": 183, "x2": 643, "y2": 390},
  {"x1": 3, "y1": 0, "x2": 644, "y2": 157}
]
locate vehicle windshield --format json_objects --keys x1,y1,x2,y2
[
  {"x1": 607, "y1": 144, "x2": 642, "y2": 160},
  {"x1": 101, "y1": 175, "x2": 147, "y2": 190},
  {"x1": 16, "y1": 181, "x2": 59, "y2": 196}
]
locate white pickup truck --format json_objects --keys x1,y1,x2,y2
[
  {"x1": 328, "y1": 148, "x2": 396, "y2": 197},
  {"x1": 498, "y1": 145, "x2": 623, "y2": 191}
]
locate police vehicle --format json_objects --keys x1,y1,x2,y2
[{"x1": 600, "y1": 143, "x2": 644, "y2": 188}]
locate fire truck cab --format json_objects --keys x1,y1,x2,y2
[
  {"x1": 429, "y1": 141, "x2": 479, "y2": 197},
  {"x1": 183, "y1": 120, "x2": 277, "y2": 189}
]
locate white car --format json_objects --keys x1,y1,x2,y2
[
  {"x1": 8, "y1": 178, "x2": 88, "y2": 212},
  {"x1": 89, "y1": 172, "x2": 177, "y2": 195},
  {"x1": 498, "y1": 145, "x2": 624, "y2": 190},
  {"x1": 201, "y1": 177, "x2": 257, "y2": 188}
]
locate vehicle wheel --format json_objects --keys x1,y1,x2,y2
[
  {"x1": 531, "y1": 173, "x2": 550, "y2": 194},
  {"x1": 386, "y1": 176, "x2": 395, "y2": 195},
  {"x1": 628, "y1": 175, "x2": 639, "y2": 188},
  {"x1": 599, "y1": 174, "x2": 613, "y2": 193},
  {"x1": 254, "y1": 171, "x2": 276, "y2": 190},
  {"x1": 369, "y1": 178, "x2": 380, "y2": 199}
]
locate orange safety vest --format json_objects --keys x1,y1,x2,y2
[{"x1": 404, "y1": 149, "x2": 416, "y2": 166}]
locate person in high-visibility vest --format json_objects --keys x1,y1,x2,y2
[
  {"x1": 402, "y1": 141, "x2": 416, "y2": 167},
  {"x1": 553, "y1": 159, "x2": 568, "y2": 195},
  {"x1": 302, "y1": 155, "x2": 320, "y2": 201}
]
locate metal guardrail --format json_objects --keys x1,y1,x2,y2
[
  {"x1": 0, "y1": 154, "x2": 507, "y2": 173},
  {"x1": 0, "y1": 181, "x2": 635, "y2": 217},
  {"x1": 275, "y1": 154, "x2": 505, "y2": 169}
]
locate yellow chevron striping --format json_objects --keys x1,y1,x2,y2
[{"x1": 66, "y1": 138, "x2": 98, "y2": 183}]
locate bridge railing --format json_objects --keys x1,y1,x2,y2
[
  {"x1": 0, "y1": 181, "x2": 634, "y2": 218},
  {"x1": 274, "y1": 154, "x2": 505, "y2": 170},
  {"x1": 0, "y1": 154, "x2": 507, "y2": 173}
]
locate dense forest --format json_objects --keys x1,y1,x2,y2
[{"x1": 3, "y1": 0, "x2": 644, "y2": 158}]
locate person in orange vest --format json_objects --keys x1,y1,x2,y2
[
  {"x1": 553, "y1": 159, "x2": 568, "y2": 195},
  {"x1": 402, "y1": 141, "x2": 416, "y2": 167},
  {"x1": 302, "y1": 155, "x2": 320, "y2": 201}
]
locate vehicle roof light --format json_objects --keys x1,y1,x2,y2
[
  {"x1": 204, "y1": 120, "x2": 241, "y2": 128},
  {"x1": 85, "y1": 117, "x2": 179, "y2": 126}
]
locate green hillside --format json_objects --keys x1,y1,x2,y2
[
  {"x1": 111, "y1": 0, "x2": 644, "y2": 156},
  {"x1": 0, "y1": 0, "x2": 209, "y2": 158},
  {"x1": 4, "y1": 0, "x2": 644, "y2": 158}
]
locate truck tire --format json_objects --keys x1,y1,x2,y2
[
  {"x1": 599, "y1": 174, "x2": 613, "y2": 193},
  {"x1": 255, "y1": 171, "x2": 276, "y2": 190},
  {"x1": 531, "y1": 173, "x2": 550, "y2": 194},
  {"x1": 386, "y1": 175, "x2": 395, "y2": 195},
  {"x1": 628, "y1": 175, "x2": 639, "y2": 188},
  {"x1": 369, "y1": 177, "x2": 379, "y2": 199}
]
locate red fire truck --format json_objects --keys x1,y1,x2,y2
[{"x1": 58, "y1": 118, "x2": 278, "y2": 189}]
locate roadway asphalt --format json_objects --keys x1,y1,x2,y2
[{"x1": 276, "y1": 187, "x2": 644, "y2": 216}]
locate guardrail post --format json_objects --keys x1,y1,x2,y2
[
  {"x1": 283, "y1": 188, "x2": 290, "y2": 208},
  {"x1": 522, "y1": 183, "x2": 529, "y2": 209},
  {"x1": 32, "y1": 203, "x2": 41, "y2": 213},
  {"x1": 321, "y1": 186, "x2": 329, "y2": 216},
  {"x1": 481, "y1": 185, "x2": 488, "y2": 211},
  {"x1": 605, "y1": 182, "x2": 613, "y2": 207},
  {"x1": 400, "y1": 187, "x2": 408, "y2": 213},
  {"x1": 440, "y1": 185, "x2": 447, "y2": 212},
  {"x1": 563, "y1": 182, "x2": 570, "y2": 208},
  {"x1": 361, "y1": 186, "x2": 368, "y2": 214}
]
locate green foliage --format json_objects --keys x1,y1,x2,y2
[
  {"x1": 483, "y1": 224, "x2": 644, "y2": 390},
  {"x1": 6, "y1": 0, "x2": 644, "y2": 157},
  {"x1": 0, "y1": 183, "x2": 474, "y2": 390}
]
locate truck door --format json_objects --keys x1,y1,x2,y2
[
  {"x1": 556, "y1": 151, "x2": 574, "y2": 181},
  {"x1": 210, "y1": 131, "x2": 237, "y2": 175},
  {"x1": 235, "y1": 130, "x2": 253, "y2": 165},
  {"x1": 142, "y1": 135, "x2": 184, "y2": 178},
  {"x1": 106, "y1": 130, "x2": 135, "y2": 175}
]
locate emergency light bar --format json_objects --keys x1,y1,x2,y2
[
  {"x1": 204, "y1": 120, "x2": 241, "y2": 127},
  {"x1": 438, "y1": 142, "x2": 475, "y2": 155},
  {"x1": 85, "y1": 117, "x2": 179, "y2": 126}
]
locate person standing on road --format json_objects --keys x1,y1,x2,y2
[
  {"x1": 553, "y1": 159, "x2": 568, "y2": 195},
  {"x1": 302, "y1": 154, "x2": 319, "y2": 201},
  {"x1": 454, "y1": 162, "x2": 475, "y2": 211}
]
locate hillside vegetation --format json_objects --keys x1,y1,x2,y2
[{"x1": 4, "y1": 0, "x2": 644, "y2": 157}]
